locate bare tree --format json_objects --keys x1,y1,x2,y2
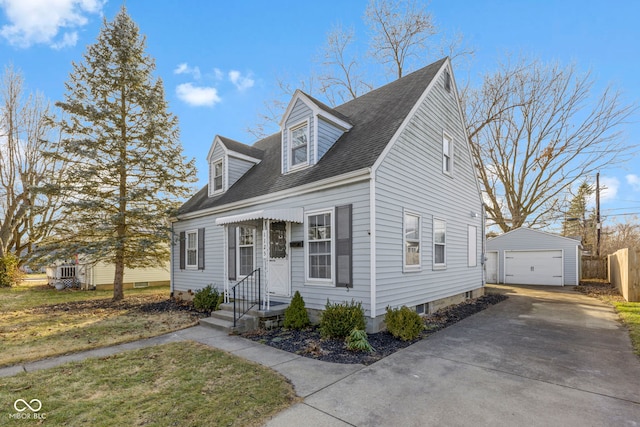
[
  {"x1": 317, "y1": 24, "x2": 373, "y2": 106},
  {"x1": 364, "y1": 0, "x2": 436, "y2": 79},
  {"x1": 601, "y1": 217, "x2": 640, "y2": 255},
  {"x1": 466, "y1": 57, "x2": 637, "y2": 232},
  {"x1": 0, "y1": 65, "x2": 67, "y2": 264}
]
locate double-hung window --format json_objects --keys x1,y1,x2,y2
[
  {"x1": 433, "y1": 219, "x2": 446, "y2": 268},
  {"x1": 239, "y1": 226, "x2": 254, "y2": 276},
  {"x1": 307, "y1": 211, "x2": 332, "y2": 280},
  {"x1": 404, "y1": 211, "x2": 421, "y2": 270},
  {"x1": 186, "y1": 230, "x2": 198, "y2": 268},
  {"x1": 290, "y1": 122, "x2": 308, "y2": 167},
  {"x1": 442, "y1": 133, "x2": 452, "y2": 174},
  {"x1": 213, "y1": 160, "x2": 223, "y2": 192}
]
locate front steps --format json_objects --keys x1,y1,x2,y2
[{"x1": 199, "y1": 301, "x2": 289, "y2": 334}]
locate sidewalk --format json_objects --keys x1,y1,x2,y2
[{"x1": 3, "y1": 285, "x2": 640, "y2": 426}]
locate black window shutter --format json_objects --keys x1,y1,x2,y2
[
  {"x1": 179, "y1": 231, "x2": 186, "y2": 270},
  {"x1": 227, "y1": 226, "x2": 236, "y2": 280},
  {"x1": 336, "y1": 204, "x2": 353, "y2": 288},
  {"x1": 197, "y1": 228, "x2": 205, "y2": 270}
]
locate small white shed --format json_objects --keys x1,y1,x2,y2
[{"x1": 486, "y1": 228, "x2": 582, "y2": 286}]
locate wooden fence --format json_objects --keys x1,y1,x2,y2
[{"x1": 582, "y1": 255, "x2": 607, "y2": 280}]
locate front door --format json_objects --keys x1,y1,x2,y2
[{"x1": 268, "y1": 221, "x2": 290, "y2": 296}]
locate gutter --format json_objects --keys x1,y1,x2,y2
[{"x1": 171, "y1": 167, "x2": 372, "y2": 222}]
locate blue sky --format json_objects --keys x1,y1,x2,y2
[{"x1": 1, "y1": 0, "x2": 639, "y2": 225}]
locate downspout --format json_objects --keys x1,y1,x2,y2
[
  {"x1": 369, "y1": 173, "x2": 377, "y2": 321},
  {"x1": 482, "y1": 203, "x2": 486, "y2": 287}
]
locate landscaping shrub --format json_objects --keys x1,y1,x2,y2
[
  {"x1": 385, "y1": 305, "x2": 424, "y2": 341},
  {"x1": 283, "y1": 290, "x2": 310, "y2": 330},
  {"x1": 193, "y1": 284, "x2": 222, "y2": 313},
  {"x1": 0, "y1": 253, "x2": 23, "y2": 288},
  {"x1": 346, "y1": 328, "x2": 374, "y2": 352},
  {"x1": 320, "y1": 299, "x2": 366, "y2": 339}
]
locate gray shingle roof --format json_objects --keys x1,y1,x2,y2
[
  {"x1": 177, "y1": 58, "x2": 446, "y2": 216},
  {"x1": 217, "y1": 135, "x2": 264, "y2": 160}
]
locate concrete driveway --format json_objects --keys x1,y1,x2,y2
[{"x1": 266, "y1": 285, "x2": 640, "y2": 426}]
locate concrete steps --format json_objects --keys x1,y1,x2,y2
[{"x1": 199, "y1": 300, "x2": 289, "y2": 334}]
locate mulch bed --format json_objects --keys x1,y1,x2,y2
[
  {"x1": 27, "y1": 293, "x2": 201, "y2": 315},
  {"x1": 243, "y1": 293, "x2": 507, "y2": 365}
]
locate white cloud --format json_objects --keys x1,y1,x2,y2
[
  {"x1": 213, "y1": 68, "x2": 224, "y2": 80},
  {"x1": 626, "y1": 174, "x2": 640, "y2": 191},
  {"x1": 228, "y1": 70, "x2": 254, "y2": 91},
  {"x1": 599, "y1": 176, "x2": 619, "y2": 202},
  {"x1": 173, "y1": 63, "x2": 201, "y2": 80},
  {"x1": 0, "y1": 0, "x2": 104, "y2": 48},
  {"x1": 176, "y1": 83, "x2": 221, "y2": 107}
]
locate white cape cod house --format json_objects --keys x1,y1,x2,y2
[{"x1": 171, "y1": 58, "x2": 485, "y2": 332}]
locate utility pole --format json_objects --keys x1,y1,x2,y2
[{"x1": 596, "y1": 172, "x2": 601, "y2": 257}]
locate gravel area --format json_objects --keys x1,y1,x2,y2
[{"x1": 243, "y1": 293, "x2": 507, "y2": 365}]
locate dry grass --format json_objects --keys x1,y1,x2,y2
[
  {"x1": 0, "y1": 284, "x2": 200, "y2": 367},
  {"x1": 0, "y1": 341, "x2": 298, "y2": 426}
]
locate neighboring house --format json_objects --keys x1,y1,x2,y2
[
  {"x1": 171, "y1": 58, "x2": 485, "y2": 332},
  {"x1": 47, "y1": 258, "x2": 170, "y2": 290},
  {"x1": 486, "y1": 228, "x2": 582, "y2": 286}
]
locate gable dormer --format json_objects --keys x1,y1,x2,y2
[
  {"x1": 280, "y1": 90, "x2": 352, "y2": 174},
  {"x1": 207, "y1": 136, "x2": 263, "y2": 197}
]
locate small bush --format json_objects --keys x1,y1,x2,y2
[
  {"x1": 0, "y1": 253, "x2": 23, "y2": 288},
  {"x1": 346, "y1": 328, "x2": 375, "y2": 352},
  {"x1": 320, "y1": 299, "x2": 366, "y2": 339},
  {"x1": 193, "y1": 284, "x2": 222, "y2": 313},
  {"x1": 283, "y1": 291, "x2": 310, "y2": 330},
  {"x1": 385, "y1": 305, "x2": 424, "y2": 341}
]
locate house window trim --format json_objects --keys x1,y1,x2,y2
[
  {"x1": 237, "y1": 226, "x2": 256, "y2": 277},
  {"x1": 433, "y1": 218, "x2": 447, "y2": 270},
  {"x1": 288, "y1": 120, "x2": 310, "y2": 170},
  {"x1": 442, "y1": 131, "x2": 453, "y2": 176},
  {"x1": 403, "y1": 210, "x2": 422, "y2": 272},
  {"x1": 211, "y1": 158, "x2": 224, "y2": 195},
  {"x1": 186, "y1": 229, "x2": 198, "y2": 269},
  {"x1": 305, "y1": 208, "x2": 335, "y2": 285}
]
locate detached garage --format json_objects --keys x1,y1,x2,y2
[{"x1": 486, "y1": 228, "x2": 582, "y2": 286}]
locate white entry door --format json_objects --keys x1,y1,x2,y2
[
  {"x1": 268, "y1": 221, "x2": 290, "y2": 296},
  {"x1": 485, "y1": 251, "x2": 498, "y2": 283}
]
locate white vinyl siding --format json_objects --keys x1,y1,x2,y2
[
  {"x1": 433, "y1": 219, "x2": 446, "y2": 268},
  {"x1": 186, "y1": 230, "x2": 198, "y2": 268},
  {"x1": 403, "y1": 211, "x2": 421, "y2": 271},
  {"x1": 317, "y1": 117, "x2": 344, "y2": 160},
  {"x1": 307, "y1": 210, "x2": 333, "y2": 281},
  {"x1": 373, "y1": 64, "x2": 483, "y2": 314},
  {"x1": 171, "y1": 180, "x2": 371, "y2": 314}
]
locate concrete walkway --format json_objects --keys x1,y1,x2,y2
[{"x1": 2, "y1": 285, "x2": 639, "y2": 426}]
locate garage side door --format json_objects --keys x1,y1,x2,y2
[
  {"x1": 504, "y1": 250, "x2": 563, "y2": 286},
  {"x1": 485, "y1": 251, "x2": 498, "y2": 283}
]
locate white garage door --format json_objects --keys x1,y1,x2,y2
[
  {"x1": 486, "y1": 251, "x2": 498, "y2": 283},
  {"x1": 504, "y1": 250, "x2": 563, "y2": 286}
]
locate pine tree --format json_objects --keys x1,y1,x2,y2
[
  {"x1": 563, "y1": 181, "x2": 595, "y2": 252},
  {"x1": 51, "y1": 7, "x2": 196, "y2": 300}
]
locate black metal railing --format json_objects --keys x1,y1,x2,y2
[{"x1": 231, "y1": 268, "x2": 261, "y2": 327}]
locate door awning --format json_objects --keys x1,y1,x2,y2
[{"x1": 215, "y1": 208, "x2": 304, "y2": 225}]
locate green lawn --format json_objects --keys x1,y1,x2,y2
[
  {"x1": 0, "y1": 283, "x2": 199, "y2": 367},
  {"x1": 613, "y1": 301, "x2": 640, "y2": 356},
  {"x1": 0, "y1": 341, "x2": 298, "y2": 426}
]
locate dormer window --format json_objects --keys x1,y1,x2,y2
[
  {"x1": 213, "y1": 160, "x2": 223, "y2": 192},
  {"x1": 290, "y1": 122, "x2": 309, "y2": 167}
]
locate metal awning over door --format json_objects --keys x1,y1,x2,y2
[{"x1": 215, "y1": 208, "x2": 304, "y2": 225}]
